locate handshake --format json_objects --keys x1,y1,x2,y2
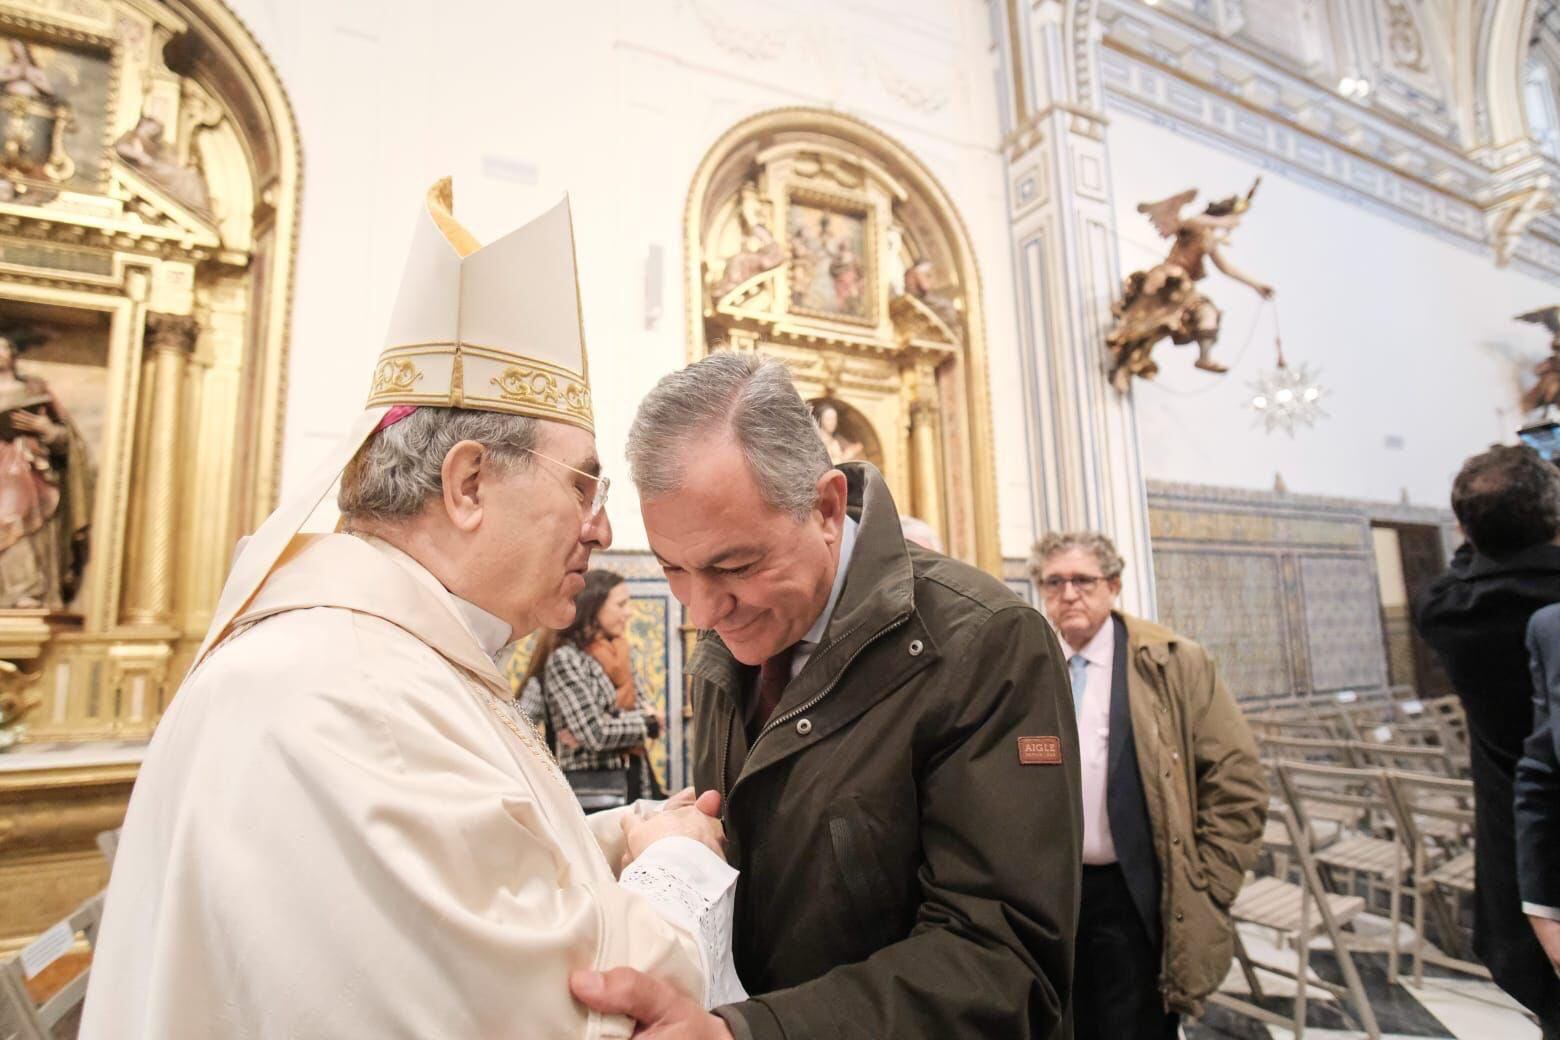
[{"x1": 618, "y1": 785, "x2": 726, "y2": 873}]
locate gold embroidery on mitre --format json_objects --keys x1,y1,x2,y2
[
  {"x1": 491, "y1": 365, "x2": 594, "y2": 424},
  {"x1": 371, "y1": 358, "x2": 423, "y2": 397}
]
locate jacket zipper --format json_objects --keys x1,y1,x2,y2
[
  {"x1": 756, "y1": 614, "x2": 910, "y2": 752},
  {"x1": 718, "y1": 613, "x2": 911, "y2": 819}
]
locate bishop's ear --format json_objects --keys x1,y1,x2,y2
[{"x1": 440, "y1": 440, "x2": 487, "y2": 532}]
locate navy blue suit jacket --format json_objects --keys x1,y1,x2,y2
[{"x1": 1519, "y1": 603, "x2": 1560, "y2": 914}]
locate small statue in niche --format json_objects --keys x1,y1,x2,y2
[
  {"x1": 903, "y1": 259, "x2": 961, "y2": 332},
  {"x1": 713, "y1": 181, "x2": 789, "y2": 298},
  {"x1": 115, "y1": 112, "x2": 212, "y2": 214},
  {"x1": 1106, "y1": 179, "x2": 1274, "y2": 393},
  {"x1": 0, "y1": 324, "x2": 94, "y2": 611},
  {"x1": 1516, "y1": 305, "x2": 1560, "y2": 413},
  {"x1": 0, "y1": 39, "x2": 55, "y2": 100},
  {"x1": 813, "y1": 402, "x2": 864, "y2": 465}
]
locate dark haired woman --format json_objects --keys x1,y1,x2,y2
[{"x1": 521, "y1": 569, "x2": 662, "y2": 810}]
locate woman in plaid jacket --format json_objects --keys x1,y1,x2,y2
[{"x1": 521, "y1": 569, "x2": 663, "y2": 809}]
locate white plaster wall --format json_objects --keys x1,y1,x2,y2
[
  {"x1": 1107, "y1": 109, "x2": 1557, "y2": 507},
  {"x1": 224, "y1": 0, "x2": 1033, "y2": 555}
]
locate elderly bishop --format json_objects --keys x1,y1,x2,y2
[{"x1": 82, "y1": 181, "x2": 742, "y2": 1038}]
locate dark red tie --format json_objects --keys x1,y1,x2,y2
[{"x1": 748, "y1": 644, "x2": 797, "y2": 737}]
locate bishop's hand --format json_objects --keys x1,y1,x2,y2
[
  {"x1": 619, "y1": 790, "x2": 724, "y2": 872},
  {"x1": 570, "y1": 968, "x2": 735, "y2": 1039}
]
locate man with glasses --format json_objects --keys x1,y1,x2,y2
[
  {"x1": 84, "y1": 182, "x2": 745, "y2": 1038},
  {"x1": 1030, "y1": 531, "x2": 1264, "y2": 1040}
]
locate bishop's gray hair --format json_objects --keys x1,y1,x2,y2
[
  {"x1": 338, "y1": 407, "x2": 538, "y2": 522},
  {"x1": 1027, "y1": 531, "x2": 1127, "y2": 583},
  {"x1": 626, "y1": 352, "x2": 831, "y2": 520}
]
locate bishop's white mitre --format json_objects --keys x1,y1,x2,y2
[{"x1": 195, "y1": 179, "x2": 593, "y2": 663}]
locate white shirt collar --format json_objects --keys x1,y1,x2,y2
[
  {"x1": 800, "y1": 515, "x2": 858, "y2": 649},
  {"x1": 1065, "y1": 614, "x2": 1114, "y2": 668},
  {"x1": 353, "y1": 533, "x2": 514, "y2": 657}
]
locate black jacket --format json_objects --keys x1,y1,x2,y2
[
  {"x1": 689, "y1": 463, "x2": 1082, "y2": 1039},
  {"x1": 1414, "y1": 542, "x2": 1560, "y2": 1029},
  {"x1": 1519, "y1": 604, "x2": 1560, "y2": 915}
]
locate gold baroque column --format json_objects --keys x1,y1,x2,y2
[
  {"x1": 908, "y1": 366, "x2": 946, "y2": 538},
  {"x1": 123, "y1": 313, "x2": 198, "y2": 626}
]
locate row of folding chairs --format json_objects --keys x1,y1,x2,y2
[
  {"x1": 1211, "y1": 760, "x2": 1479, "y2": 1040},
  {"x1": 1249, "y1": 696, "x2": 1468, "y2": 763},
  {"x1": 1256, "y1": 733, "x2": 1469, "y2": 779}
]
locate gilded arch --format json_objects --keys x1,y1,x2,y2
[{"x1": 685, "y1": 108, "x2": 1001, "y2": 573}]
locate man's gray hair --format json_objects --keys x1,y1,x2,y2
[
  {"x1": 338, "y1": 407, "x2": 538, "y2": 522},
  {"x1": 626, "y1": 352, "x2": 831, "y2": 520},
  {"x1": 1027, "y1": 531, "x2": 1126, "y2": 583}
]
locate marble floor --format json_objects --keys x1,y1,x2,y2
[{"x1": 1183, "y1": 917, "x2": 1544, "y2": 1039}]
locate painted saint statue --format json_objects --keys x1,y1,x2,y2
[{"x1": 0, "y1": 325, "x2": 93, "y2": 610}]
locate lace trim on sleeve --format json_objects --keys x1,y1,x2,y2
[{"x1": 620, "y1": 837, "x2": 747, "y2": 1008}]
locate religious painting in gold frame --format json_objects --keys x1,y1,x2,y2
[{"x1": 785, "y1": 190, "x2": 875, "y2": 325}]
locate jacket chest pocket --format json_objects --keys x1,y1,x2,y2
[{"x1": 827, "y1": 799, "x2": 914, "y2": 953}]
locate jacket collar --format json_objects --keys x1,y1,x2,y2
[
  {"x1": 1118, "y1": 610, "x2": 1177, "y2": 666},
  {"x1": 1459, "y1": 540, "x2": 1560, "y2": 580},
  {"x1": 230, "y1": 532, "x2": 511, "y2": 698},
  {"x1": 689, "y1": 462, "x2": 919, "y2": 689}
]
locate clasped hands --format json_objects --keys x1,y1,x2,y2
[
  {"x1": 617, "y1": 786, "x2": 724, "y2": 873},
  {"x1": 577, "y1": 787, "x2": 734, "y2": 1038}
]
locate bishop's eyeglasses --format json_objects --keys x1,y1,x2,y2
[{"x1": 522, "y1": 448, "x2": 610, "y2": 521}]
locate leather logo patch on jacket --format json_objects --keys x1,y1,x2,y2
[{"x1": 1017, "y1": 736, "x2": 1062, "y2": 765}]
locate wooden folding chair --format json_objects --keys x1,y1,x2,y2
[
  {"x1": 1211, "y1": 802, "x2": 1382, "y2": 1040},
  {"x1": 1350, "y1": 739, "x2": 1457, "y2": 778},
  {"x1": 0, "y1": 891, "x2": 105, "y2": 1040},
  {"x1": 1257, "y1": 734, "x2": 1357, "y2": 768},
  {"x1": 1383, "y1": 770, "x2": 1485, "y2": 984},
  {"x1": 1277, "y1": 761, "x2": 1411, "y2": 980}
]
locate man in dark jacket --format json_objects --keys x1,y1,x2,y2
[
  {"x1": 1521, "y1": 603, "x2": 1560, "y2": 981},
  {"x1": 1414, "y1": 443, "x2": 1560, "y2": 1035},
  {"x1": 573, "y1": 352, "x2": 1082, "y2": 1039}
]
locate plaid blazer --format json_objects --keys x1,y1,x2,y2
[{"x1": 541, "y1": 642, "x2": 649, "y2": 773}]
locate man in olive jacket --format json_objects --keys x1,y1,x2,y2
[
  {"x1": 1032, "y1": 532, "x2": 1264, "y2": 1037},
  {"x1": 574, "y1": 353, "x2": 1082, "y2": 1039}
]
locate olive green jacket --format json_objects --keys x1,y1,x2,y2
[
  {"x1": 1118, "y1": 612, "x2": 1267, "y2": 1014},
  {"x1": 691, "y1": 463, "x2": 1081, "y2": 1040}
]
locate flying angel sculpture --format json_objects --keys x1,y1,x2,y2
[
  {"x1": 1106, "y1": 179, "x2": 1274, "y2": 393},
  {"x1": 1517, "y1": 305, "x2": 1560, "y2": 413}
]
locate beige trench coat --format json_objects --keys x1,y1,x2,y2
[{"x1": 81, "y1": 533, "x2": 705, "y2": 1039}]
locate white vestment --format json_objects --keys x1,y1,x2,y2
[{"x1": 81, "y1": 533, "x2": 739, "y2": 1039}]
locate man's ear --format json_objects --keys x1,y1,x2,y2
[
  {"x1": 815, "y1": 469, "x2": 848, "y2": 545},
  {"x1": 441, "y1": 440, "x2": 487, "y2": 532},
  {"x1": 1108, "y1": 576, "x2": 1123, "y2": 599}
]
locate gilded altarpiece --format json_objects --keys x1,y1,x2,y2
[
  {"x1": 0, "y1": 0, "x2": 299, "y2": 948},
  {"x1": 687, "y1": 109, "x2": 1000, "y2": 572}
]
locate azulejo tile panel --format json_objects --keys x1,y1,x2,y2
[
  {"x1": 1300, "y1": 555, "x2": 1389, "y2": 693},
  {"x1": 1153, "y1": 550, "x2": 1292, "y2": 698}
]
